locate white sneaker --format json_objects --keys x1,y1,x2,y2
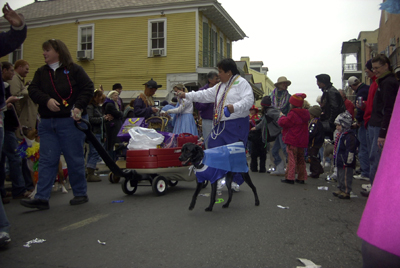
[
  {"x1": 354, "y1": 174, "x2": 370, "y2": 181},
  {"x1": 361, "y1": 184, "x2": 372, "y2": 191},
  {"x1": 231, "y1": 182, "x2": 240, "y2": 192},
  {"x1": 271, "y1": 161, "x2": 285, "y2": 176},
  {"x1": 217, "y1": 178, "x2": 225, "y2": 190},
  {"x1": 267, "y1": 167, "x2": 275, "y2": 173}
]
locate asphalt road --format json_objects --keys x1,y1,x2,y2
[{"x1": 0, "y1": 164, "x2": 368, "y2": 268}]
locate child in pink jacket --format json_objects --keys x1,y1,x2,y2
[{"x1": 278, "y1": 93, "x2": 310, "y2": 184}]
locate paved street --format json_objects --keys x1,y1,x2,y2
[{"x1": 1, "y1": 163, "x2": 367, "y2": 268}]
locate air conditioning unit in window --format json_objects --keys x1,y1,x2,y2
[
  {"x1": 151, "y1": 49, "x2": 164, "y2": 57},
  {"x1": 77, "y1": 50, "x2": 92, "y2": 60},
  {"x1": 390, "y1": 37, "x2": 396, "y2": 46}
]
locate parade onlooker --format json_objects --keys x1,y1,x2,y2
[
  {"x1": 316, "y1": 74, "x2": 345, "y2": 140},
  {"x1": 133, "y1": 78, "x2": 161, "y2": 119},
  {"x1": 160, "y1": 97, "x2": 177, "y2": 132},
  {"x1": 249, "y1": 105, "x2": 259, "y2": 129},
  {"x1": 123, "y1": 99, "x2": 135, "y2": 120},
  {"x1": 0, "y1": 2, "x2": 27, "y2": 248},
  {"x1": 270, "y1": 76, "x2": 291, "y2": 176},
  {"x1": 249, "y1": 96, "x2": 280, "y2": 173},
  {"x1": 165, "y1": 84, "x2": 198, "y2": 136},
  {"x1": 112, "y1": 83, "x2": 124, "y2": 111},
  {"x1": 195, "y1": 71, "x2": 219, "y2": 148},
  {"x1": 0, "y1": 62, "x2": 31, "y2": 200},
  {"x1": 365, "y1": 54, "x2": 399, "y2": 194},
  {"x1": 86, "y1": 89, "x2": 105, "y2": 182},
  {"x1": 358, "y1": 60, "x2": 378, "y2": 196},
  {"x1": 332, "y1": 111, "x2": 359, "y2": 199},
  {"x1": 104, "y1": 90, "x2": 123, "y2": 161},
  {"x1": 247, "y1": 104, "x2": 260, "y2": 155},
  {"x1": 308, "y1": 105, "x2": 325, "y2": 178},
  {"x1": 8, "y1": 59, "x2": 38, "y2": 190},
  {"x1": 348, "y1": 76, "x2": 370, "y2": 181},
  {"x1": 338, "y1": 89, "x2": 355, "y2": 119},
  {"x1": 177, "y1": 58, "x2": 254, "y2": 191},
  {"x1": 278, "y1": 93, "x2": 310, "y2": 184},
  {"x1": 21, "y1": 39, "x2": 94, "y2": 210}
]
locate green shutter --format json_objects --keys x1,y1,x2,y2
[{"x1": 203, "y1": 22, "x2": 209, "y2": 67}]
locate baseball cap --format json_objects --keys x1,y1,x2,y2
[{"x1": 348, "y1": 76, "x2": 359, "y2": 86}]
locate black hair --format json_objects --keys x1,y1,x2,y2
[{"x1": 217, "y1": 58, "x2": 240, "y2": 76}]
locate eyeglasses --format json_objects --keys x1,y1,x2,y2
[{"x1": 372, "y1": 65, "x2": 384, "y2": 71}]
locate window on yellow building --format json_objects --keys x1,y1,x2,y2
[
  {"x1": 9, "y1": 45, "x2": 22, "y2": 64},
  {"x1": 149, "y1": 18, "x2": 167, "y2": 57},
  {"x1": 77, "y1": 24, "x2": 94, "y2": 60}
]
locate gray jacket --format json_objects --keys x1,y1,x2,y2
[{"x1": 255, "y1": 107, "x2": 282, "y2": 143}]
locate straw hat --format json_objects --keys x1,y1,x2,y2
[{"x1": 274, "y1": 76, "x2": 291, "y2": 87}]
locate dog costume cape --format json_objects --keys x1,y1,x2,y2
[
  {"x1": 193, "y1": 142, "x2": 248, "y2": 185},
  {"x1": 202, "y1": 142, "x2": 248, "y2": 173}
]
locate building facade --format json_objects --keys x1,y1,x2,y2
[{"x1": 0, "y1": 0, "x2": 261, "y2": 105}]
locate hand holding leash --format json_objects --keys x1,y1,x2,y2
[{"x1": 71, "y1": 106, "x2": 82, "y2": 121}]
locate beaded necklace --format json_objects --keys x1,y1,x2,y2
[
  {"x1": 210, "y1": 75, "x2": 239, "y2": 139},
  {"x1": 49, "y1": 68, "x2": 73, "y2": 107}
]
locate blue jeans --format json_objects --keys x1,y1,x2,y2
[
  {"x1": 367, "y1": 125, "x2": 382, "y2": 184},
  {"x1": 86, "y1": 133, "x2": 102, "y2": 169},
  {"x1": 0, "y1": 130, "x2": 27, "y2": 197},
  {"x1": 358, "y1": 124, "x2": 370, "y2": 178},
  {"x1": 35, "y1": 116, "x2": 87, "y2": 200},
  {"x1": 272, "y1": 133, "x2": 287, "y2": 166}
]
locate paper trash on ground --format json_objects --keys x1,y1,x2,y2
[
  {"x1": 23, "y1": 238, "x2": 46, "y2": 248},
  {"x1": 277, "y1": 205, "x2": 289, "y2": 209},
  {"x1": 297, "y1": 258, "x2": 321, "y2": 268}
]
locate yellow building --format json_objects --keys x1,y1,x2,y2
[
  {"x1": 0, "y1": 0, "x2": 259, "y2": 105},
  {"x1": 239, "y1": 57, "x2": 275, "y2": 106}
]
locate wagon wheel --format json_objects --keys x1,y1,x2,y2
[
  {"x1": 152, "y1": 176, "x2": 168, "y2": 196},
  {"x1": 168, "y1": 180, "x2": 178, "y2": 187},
  {"x1": 108, "y1": 172, "x2": 121, "y2": 184},
  {"x1": 122, "y1": 178, "x2": 138, "y2": 195}
]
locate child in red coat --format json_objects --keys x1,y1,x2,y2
[{"x1": 278, "y1": 93, "x2": 310, "y2": 184}]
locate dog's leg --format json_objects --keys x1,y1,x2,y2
[
  {"x1": 222, "y1": 173, "x2": 234, "y2": 209},
  {"x1": 189, "y1": 182, "x2": 203, "y2": 210},
  {"x1": 242, "y1": 173, "x2": 260, "y2": 206},
  {"x1": 205, "y1": 182, "x2": 218, "y2": 212}
]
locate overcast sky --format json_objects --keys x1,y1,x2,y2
[{"x1": 3, "y1": 0, "x2": 383, "y2": 105}]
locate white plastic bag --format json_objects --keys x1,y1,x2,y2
[{"x1": 127, "y1": 127, "x2": 164, "y2": 150}]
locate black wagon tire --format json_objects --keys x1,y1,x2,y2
[
  {"x1": 122, "y1": 178, "x2": 138, "y2": 195},
  {"x1": 152, "y1": 176, "x2": 168, "y2": 196},
  {"x1": 108, "y1": 172, "x2": 121, "y2": 184}
]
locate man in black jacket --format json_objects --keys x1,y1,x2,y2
[
  {"x1": 316, "y1": 74, "x2": 345, "y2": 140},
  {"x1": 367, "y1": 54, "x2": 399, "y2": 188}
]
